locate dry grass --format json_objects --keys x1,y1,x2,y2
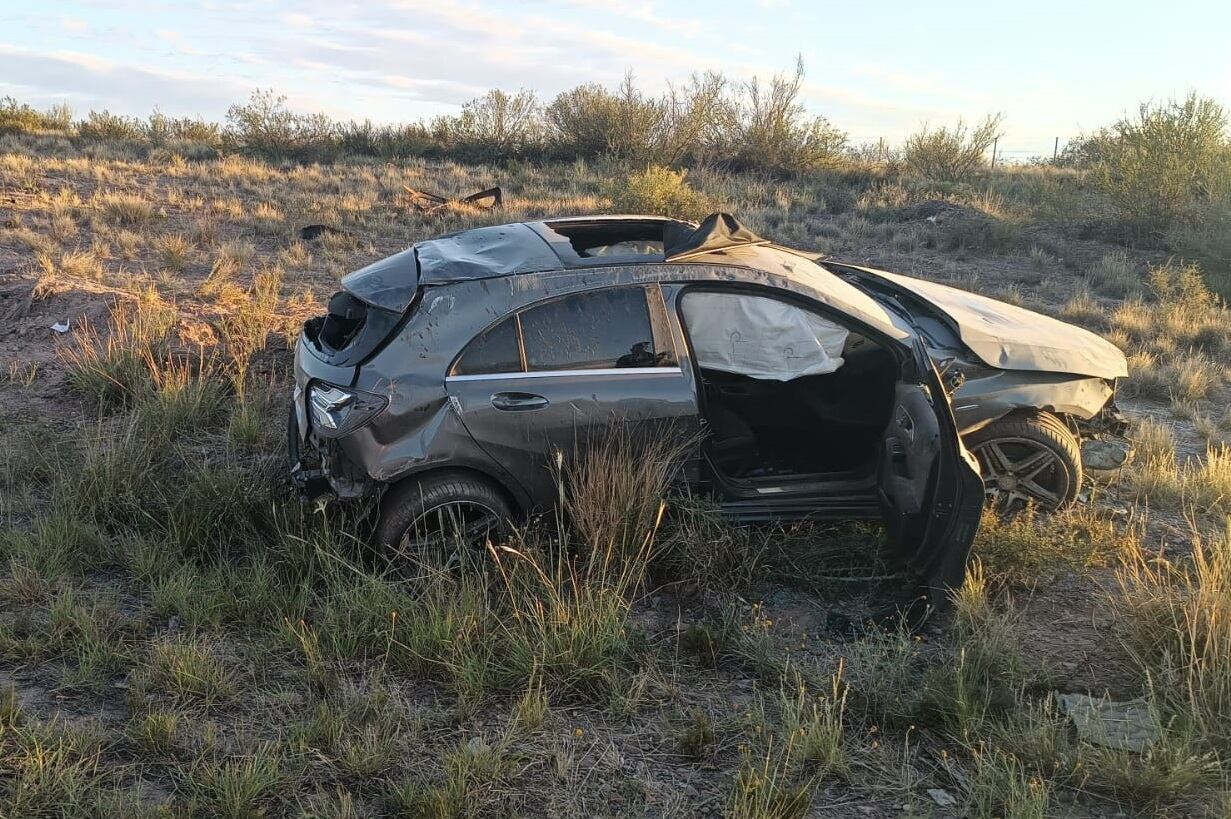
[
  {"x1": 93, "y1": 189, "x2": 157, "y2": 226},
  {"x1": 3, "y1": 136, "x2": 1231, "y2": 817},
  {"x1": 1113, "y1": 518, "x2": 1231, "y2": 762}
]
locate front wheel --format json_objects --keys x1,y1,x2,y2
[
  {"x1": 964, "y1": 412, "x2": 1082, "y2": 512},
  {"x1": 374, "y1": 471, "x2": 513, "y2": 573}
]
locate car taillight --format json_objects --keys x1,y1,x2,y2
[{"x1": 307, "y1": 383, "x2": 387, "y2": 436}]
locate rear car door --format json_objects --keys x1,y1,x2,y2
[
  {"x1": 444, "y1": 284, "x2": 699, "y2": 508},
  {"x1": 879, "y1": 338, "x2": 984, "y2": 596}
]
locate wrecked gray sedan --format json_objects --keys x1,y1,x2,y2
[{"x1": 290, "y1": 213, "x2": 985, "y2": 594}]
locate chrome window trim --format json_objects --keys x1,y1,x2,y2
[{"x1": 446, "y1": 366, "x2": 683, "y2": 383}]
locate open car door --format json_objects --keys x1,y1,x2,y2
[{"x1": 879, "y1": 338, "x2": 984, "y2": 600}]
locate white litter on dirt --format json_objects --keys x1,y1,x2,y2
[
  {"x1": 50, "y1": 320, "x2": 70, "y2": 333},
  {"x1": 927, "y1": 788, "x2": 957, "y2": 807},
  {"x1": 1055, "y1": 692, "x2": 1160, "y2": 752}
]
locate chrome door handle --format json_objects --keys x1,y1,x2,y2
[{"x1": 491, "y1": 392, "x2": 549, "y2": 411}]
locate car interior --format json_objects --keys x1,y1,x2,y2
[{"x1": 681, "y1": 291, "x2": 899, "y2": 483}]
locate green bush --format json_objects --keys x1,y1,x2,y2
[
  {"x1": 725, "y1": 59, "x2": 847, "y2": 174},
  {"x1": 336, "y1": 119, "x2": 435, "y2": 159},
  {"x1": 225, "y1": 89, "x2": 339, "y2": 162},
  {"x1": 608, "y1": 166, "x2": 712, "y2": 219},
  {"x1": 546, "y1": 76, "x2": 666, "y2": 163},
  {"x1": 438, "y1": 89, "x2": 543, "y2": 161},
  {"x1": 546, "y1": 72, "x2": 730, "y2": 167},
  {"x1": 0, "y1": 96, "x2": 72, "y2": 134},
  {"x1": 77, "y1": 110, "x2": 145, "y2": 142},
  {"x1": 1082, "y1": 94, "x2": 1230, "y2": 237},
  {"x1": 1169, "y1": 195, "x2": 1231, "y2": 296},
  {"x1": 903, "y1": 114, "x2": 1004, "y2": 181},
  {"x1": 144, "y1": 110, "x2": 223, "y2": 149}
]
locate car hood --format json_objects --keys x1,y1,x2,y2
[{"x1": 846, "y1": 266, "x2": 1128, "y2": 380}]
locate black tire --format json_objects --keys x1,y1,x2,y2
[
  {"x1": 374, "y1": 470, "x2": 513, "y2": 570},
  {"x1": 964, "y1": 411, "x2": 1082, "y2": 512}
]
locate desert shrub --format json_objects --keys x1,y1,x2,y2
[
  {"x1": 61, "y1": 292, "x2": 178, "y2": 408},
  {"x1": 337, "y1": 119, "x2": 435, "y2": 159},
  {"x1": 918, "y1": 565, "x2": 1033, "y2": 730},
  {"x1": 76, "y1": 110, "x2": 145, "y2": 142},
  {"x1": 225, "y1": 89, "x2": 338, "y2": 162},
  {"x1": 725, "y1": 58, "x2": 847, "y2": 174},
  {"x1": 1086, "y1": 249, "x2": 1142, "y2": 296},
  {"x1": 144, "y1": 110, "x2": 223, "y2": 149},
  {"x1": 547, "y1": 63, "x2": 840, "y2": 173},
  {"x1": 1081, "y1": 94, "x2": 1230, "y2": 237},
  {"x1": 903, "y1": 114, "x2": 1004, "y2": 182},
  {"x1": 607, "y1": 166, "x2": 711, "y2": 219},
  {"x1": 546, "y1": 75, "x2": 667, "y2": 162},
  {"x1": 659, "y1": 497, "x2": 764, "y2": 594},
  {"x1": 1170, "y1": 195, "x2": 1231, "y2": 297},
  {"x1": 0, "y1": 96, "x2": 72, "y2": 134},
  {"x1": 963, "y1": 747, "x2": 1048, "y2": 819},
  {"x1": 972, "y1": 504, "x2": 1141, "y2": 587},
  {"x1": 438, "y1": 89, "x2": 543, "y2": 161}
]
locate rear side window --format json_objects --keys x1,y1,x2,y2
[
  {"x1": 521, "y1": 289, "x2": 659, "y2": 371},
  {"x1": 452, "y1": 316, "x2": 521, "y2": 375}
]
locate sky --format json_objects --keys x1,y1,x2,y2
[{"x1": 2, "y1": 1, "x2": 1229, "y2": 155}]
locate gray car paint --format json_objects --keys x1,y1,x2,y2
[{"x1": 297, "y1": 260, "x2": 902, "y2": 496}]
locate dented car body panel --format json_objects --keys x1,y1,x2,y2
[
  {"x1": 822, "y1": 261, "x2": 1127, "y2": 437},
  {"x1": 951, "y1": 370, "x2": 1115, "y2": 434}
]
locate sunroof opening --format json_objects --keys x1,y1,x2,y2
[{"x1": 545, "y1": 220, "x2": 669, "y2": 259}]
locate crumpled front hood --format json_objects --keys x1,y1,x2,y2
[{"x1": 857, "y1": 267, "x2": 1128, "y2": 380}]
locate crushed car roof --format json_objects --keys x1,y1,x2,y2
[{"x1": 339, "y1": 214, "x2": 906, "y2": 341}]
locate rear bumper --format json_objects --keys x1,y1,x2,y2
[
  {"x1": 288, "y1": 403, "x2": 334, "y2": 501},
  {"x1": 289, "y1": 337, "x2": 376, "y2": 501}
]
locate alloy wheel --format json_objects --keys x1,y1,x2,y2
[
  {"x1": 393, "y1": 500, "x2": 501, "y2": 573},
  {"x1": 970, "y1": 436, "x2": 1072, "y2": 511}
]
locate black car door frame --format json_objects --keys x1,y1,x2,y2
[{"x1": 662, "y1": 280, "x2": 982, "y2": 596}]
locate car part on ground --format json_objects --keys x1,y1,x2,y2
[{"x1": 402, "y1": 185, "x2": 503, "y2": 215}]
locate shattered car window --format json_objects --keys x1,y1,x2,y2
[
  {"x1": 521, "y1": 288, "x2": 659, "y2": 371},
  {"x1": 452, "y1": 316, "x2": 522, "y2": 376}
]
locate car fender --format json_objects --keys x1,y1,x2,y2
[{"x1": 951, "y1": 370, "x2": 1114, "y2": 435}]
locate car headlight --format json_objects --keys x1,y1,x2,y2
[{"x1": 307, "y1": 383, "x2": 386, "y2": 436}]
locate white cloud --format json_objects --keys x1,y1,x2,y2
[
  {"x1": 0, "y1": 45, "x2": 249, "y2": 118},
  {"x1": 59, "y1": 15, "x2": 90, "y2": 34}
]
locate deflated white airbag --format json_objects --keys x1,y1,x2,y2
[{"x1": 682, "y1": 292, "x2": 849, "y2": 381}]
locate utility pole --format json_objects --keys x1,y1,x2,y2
[
  {"x1": 1053, "y1": 137, "x2": 1059, "y2": 162},
  {"x1": 990, "y1": 137, "x2": 998, "y2": 168}
]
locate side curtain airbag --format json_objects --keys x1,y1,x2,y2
[{"x1": 682, "y1": 292, "x2": 849, "y2": 381}]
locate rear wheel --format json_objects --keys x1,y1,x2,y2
[
  {"x1": 965, "y1": 412, "x2": 1081, "y2": 512},
  {"x1": 374, "y1": 471, "x2": 513, "y2": 574}
]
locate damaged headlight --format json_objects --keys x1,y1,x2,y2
[{"x1": 307, "y1": 383, "x2": 387, "y2": 437}]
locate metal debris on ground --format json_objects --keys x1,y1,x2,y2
[
  {"x1": 403, "y1": 185, "x2": 503, "y2": 215},
  {"x1": 1082, "y1": 438, "x2": 1133, "y2": 471},
  {"x1": 300, "y1": 224, "x2": 351, "y2": 241},
  {"x1": 1055, "y1": 692, "x2": 1160, "y2": 752}
]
